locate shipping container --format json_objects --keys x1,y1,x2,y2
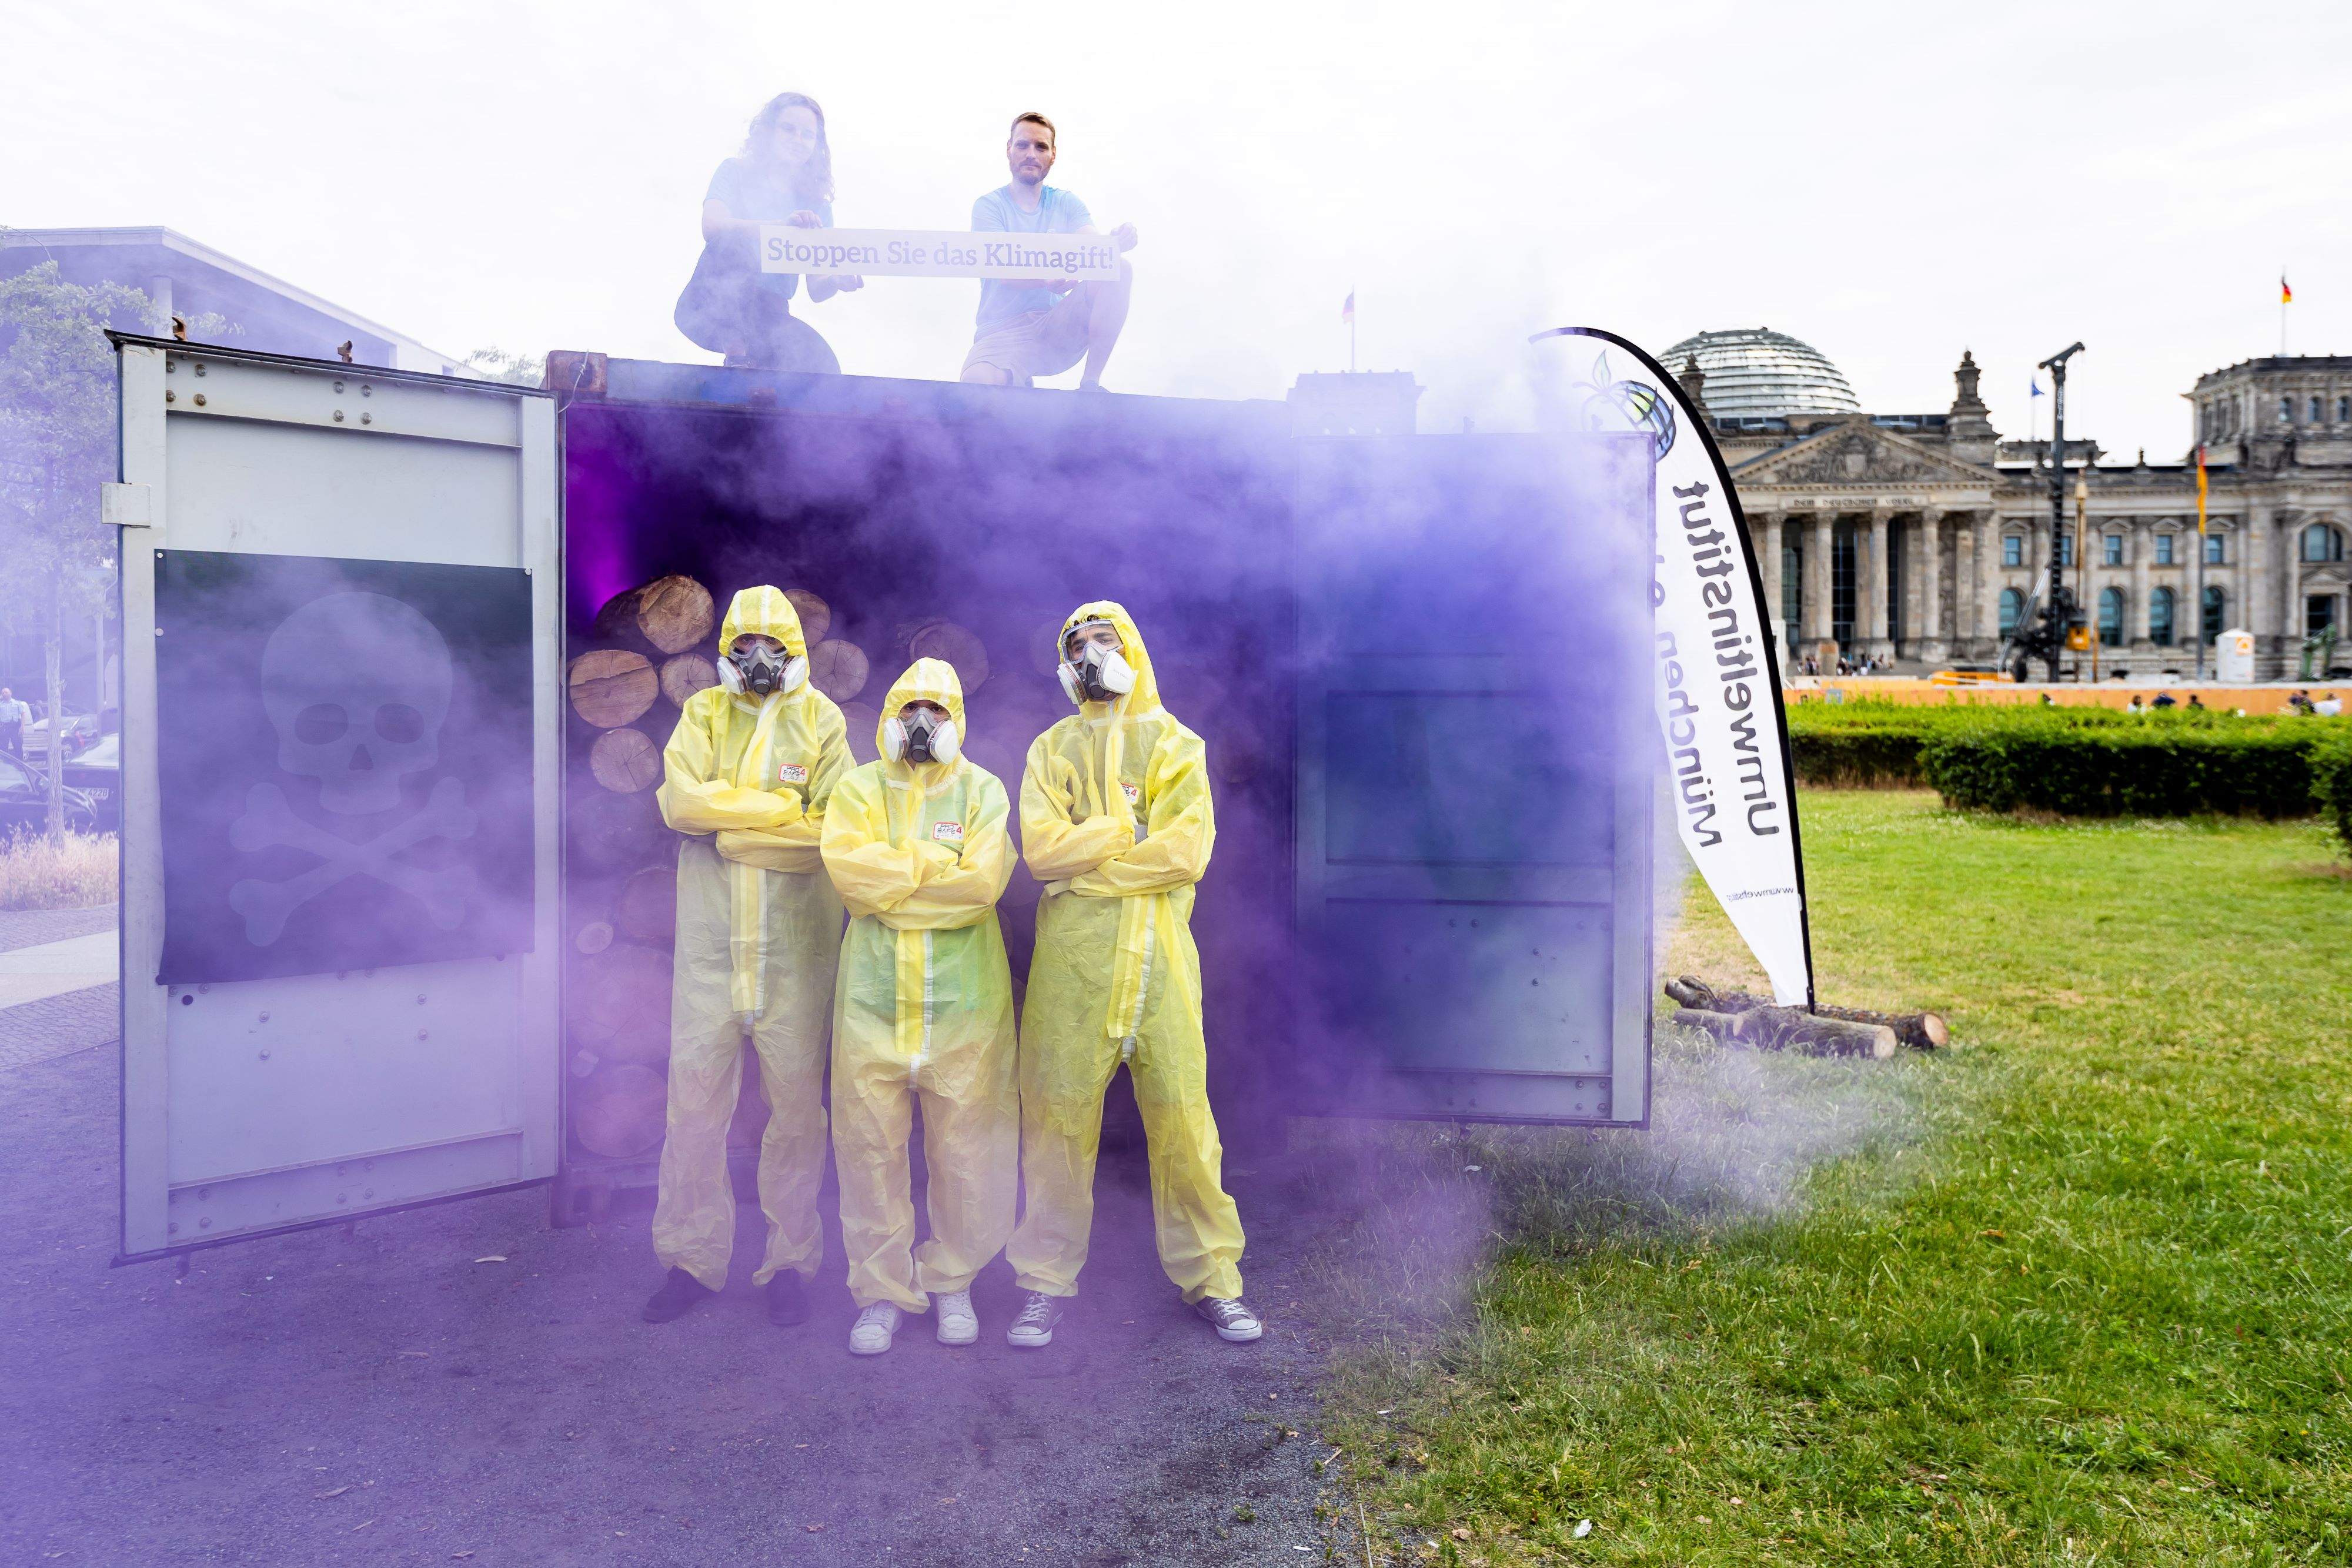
[{"x1": 107, "y1": 335, "x2": 1654, "y2": 1262}]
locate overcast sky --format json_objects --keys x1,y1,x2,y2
[{"x1": 6, "y1": 1, "x2": 2347, "y2": 457}]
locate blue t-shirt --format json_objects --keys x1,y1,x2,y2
[
  {"x1": 707, "y1": 156, "x2": 833, "y2": 301},
  {"x1": 971, "y1": 185, "x2": 1093, "y2": 330}
]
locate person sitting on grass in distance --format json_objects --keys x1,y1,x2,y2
[
  {"x1": 959, "y1": 112, "x2": 1137, "y2": 392},
  {"x1": 2152, "y1": 690, "x2": 2177, "y2": 709},
  {"x1": 2319, "y1": 691, "x2": 2344, "y2": 717}
]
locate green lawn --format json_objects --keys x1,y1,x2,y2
[{"x1": 1314, "y1": 790, "x2": 2352, "y2": 1564}]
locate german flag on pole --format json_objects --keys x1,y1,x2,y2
[
  {"x1": 2281, "y1": 276, "x2": 2294, "y2": 304},
  {"x1": 2196, "y1": 444, "x2": 2209, "y2": 537},
  {"x1": 1341, "y1": 290, "x2": 1355, "y2": 326}
]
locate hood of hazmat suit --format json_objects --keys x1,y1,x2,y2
[
  {"x1": 821, "y1": 658, "x2": 1018, "y2": 1312},
  {"x1": 651, "y1": 586, "x2": 850, "y2": 1290},
  {"x1": 1005, "y1": 601, "x2": 1245, "y2": 1305}
]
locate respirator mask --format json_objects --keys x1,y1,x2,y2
[
  {"x1": 719, "y1": 640, "x2": 806, "y2": 698},
  {"x1": 1058, "y1": 626, "x2": 1136, "y2": 706},
  {"x1": 883, "y1": 707, "x2": 960, "y2": 765}
]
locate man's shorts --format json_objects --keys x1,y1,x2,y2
[{"x1": 962, "y1": 293, "x2": 1091, "y2": 386}]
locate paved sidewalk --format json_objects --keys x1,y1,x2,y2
[
  {"x1": 0, "y1": 1042, "x2": 1344, "y2": 1566},
  {"x1": 0, "y1": 931, "x2": 115, "y2": 1009},
  {"x1": 0, "y1": 906, "x2": 118, "y2": 1073}
]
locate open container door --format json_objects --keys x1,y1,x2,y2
[
  {"x1": 1292, "y1": 431, "x2": 1654, "y2": 1125},
  {"x1": 111, "y1": 336, "x2": 562, "y2": 1262}
]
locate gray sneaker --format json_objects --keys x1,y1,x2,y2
[
  {"x1": 1194, "y1": 1296, "x2": 1263, "y2": 1343},
  {"x1": 1005, "y1": 1290, "x2": 1067, "y2": 1348}
]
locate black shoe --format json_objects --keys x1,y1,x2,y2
[
  {"x1": 1005, "y1": 1290, "x2": 1067, "y2": 1348},
  {"x1": 642, "y1": 1267, "x2": 713, "y2": 1323},
  {"x1": 766, "y1": 1270, "x2": 809, "y2": 1327}
]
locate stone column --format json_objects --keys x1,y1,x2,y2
[
  {"x1": 2286, "y1": 518, "x2": 2305, "y2": 653},
  {"x1": 1920, "y1": 509, "x2": 1945, "y2": 663},
  {"x1": 2129, "y1": 518, "x2": 2151, "y2": 655},
  {"x1": 2247, "y1": 505, "x2": 2274, "y2": 639},
  {"x1": 1866, "y1": 509, "x2": 1893, "y2": 657},
  {"x1": 1956, "y1": 513, "x2": 1979, "y2": 657},
  {"x1": 1758, "y1": 511, "x2": 1783, "y2": 645},
  {"x1": 1805, "y1": 511, "x2": 1833, "y2": 649}
]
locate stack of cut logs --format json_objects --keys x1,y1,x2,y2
[
  {"x1": 566, "y1": 574, "x2": 716, "y2": 1161},
  {"x1": 1662, "y1": 974, "x2": 1949, "y2": 1059}
]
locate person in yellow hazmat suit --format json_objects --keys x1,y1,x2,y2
[
  {"x1": 642, "y1": 586, "x2": 850, "y2": 1328},
  {"x1": 1004, "y1": 603, "x2": 1260, "y2": 1348},
  {"x1": 820, "y1": 658, "x2": 1019, "y2": 1356}
]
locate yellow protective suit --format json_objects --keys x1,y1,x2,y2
[
  {"x1": 651, "y1": 586, "x2": 850, "y2": 1291},
  {"x1": 1005, "y1": 602, "x2": 1246, "y2": 1304},
  {"x1": 820, "y1": 659, "x2": 1019, "y2": 1312}
]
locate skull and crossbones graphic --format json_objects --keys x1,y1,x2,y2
[{"x1": 226, "y1": 591, "x2": 479, "y2": 947}]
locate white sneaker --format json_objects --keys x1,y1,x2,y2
[
  {"x1": 1194, "y1": 1296, "x2": 1263, "y2": 1343},
  {"x1": 848, "y1": 1302, "x2": 903, "y2": 1356},
  {"x1": 934, "y1": 1289, "x2": 978, "y2": 1346},
  {"x1": 1005, "y1": 1290, "x2": 1067, "y2": 1348}
]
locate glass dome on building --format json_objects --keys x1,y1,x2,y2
[{"x1": 1660, "y1": 327, "x2": 1860, "y2": 420}]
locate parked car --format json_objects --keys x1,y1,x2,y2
[
  {"x1": 22, "y1": 710, "x2": 101, "y2": 763},
  {"x1": 60, "y1": 732, "x2": 118, "y2": 831},
  {"x1": 0, "y1": 749, "x2": 97, "y2": 835}
]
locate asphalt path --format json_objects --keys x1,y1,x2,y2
[{"x1": 0, "y1": 908, "x2": 1354, "y2": 1567}]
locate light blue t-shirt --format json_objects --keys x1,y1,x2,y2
[
  {"x1": 971, "y1": 184, "x2": 1093, "y2": 330},
  {"x1": 707, "y1": 156, "x2": 833, "y2": 302}
]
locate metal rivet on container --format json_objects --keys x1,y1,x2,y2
[
  {"x1": 361, "y1": 385, "x2": 372, "y2": 396},
  {"x1": 166, "y1": 360, "x2": 176, "y2": 372},
  {"x1": 337, "y1": 1193, "x2": 348, "y2": 1205},
  {"x1": 416, "y1": 1029, "x2": 429, "y2": 1041},
  {"x1": 258, "y1": 1011, "x2": 269, "y2": 1022},
  {"x1": 199, "y1": 984, "x2": 210, "y2": 994},
  {"x1": 198, "y1": 1186, "x2": 210, "y2": 1199},
  {"x1": 332, "y1": 410, "x2": 344, "y2": 422},
  {"x1": 416, "y1": 994, "x2": 427, "y2": 1005},
  {"x1": 193, "y1": 363, "x2": 206, "y2": 376},
  {"x1": 258, "y1": 1049, "x2": 269, "y2": 1060},
  {"x1": 168, "y1": 1223, "x2": 179, "y2": 1235},
  {"x1": 164, "y1": 389, "x2": 175, "y2": 403},
  {"x1": 192, "y1": 393, "x2": 206, "y2": 407},
  {"x1": 333, "y1": 380, "x2": 345, "y2": 393},
  {"x1": 360, "y1": 412, "x2": 372, "y2": 425},
  {"x1": 198, "y1": 1217, "x2": 211, "y2": 1228},
  {"x1": 363, "y1": 1189, "x2": 374, "y2": 1199}
]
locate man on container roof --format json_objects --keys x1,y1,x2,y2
[{"x1": 959, "y1": 112, "x2": 1137, "y2": 392}]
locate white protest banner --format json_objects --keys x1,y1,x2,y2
[
  {"x1": 759, "y1": 227, "x2": 1122, "y2": 282},
  {"x1": 1533, "y1": 326, "x2": 1816, "y2": 1008}
]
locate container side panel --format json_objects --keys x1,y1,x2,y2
[{"x1": 118, "y1": 345, "x2": 560, "y2": 1260}]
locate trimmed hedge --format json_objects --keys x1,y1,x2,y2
[
  {"x1": 2314, "y1": 731, "x2": 2352, "y2": 854},
  {"x1": 1919, "y1": 727, "x2": 2322, "y2": 817},
  {"x1": 1782, "y1": 698, "x2": 2352, "y2": 818}
]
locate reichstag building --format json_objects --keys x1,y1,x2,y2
[{"x1": 1668, "y1": 327, "x2": 2351, "y2": 678}]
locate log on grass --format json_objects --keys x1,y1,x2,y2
[
  {"x1": 1665, "y1": 973, "x2": 1948, "y2": 1051},
  {"x1": 568, "y1": 648, "x2": 659, "y2": 728},
  {"x1": 660, "y1": 653, "x2": 718, "y2": 709},
  {"x1": 783, "y1": 589, "x2": 831, "y2": 647},
  {"x1": 573, "y1": 1062, "x2": 667, "y2": 1159},
  {"x1": 589, "y1": 727, "x2": 662, "y2": 793},
  {"x1": 813, "y1": 640, "x2": 872, "y2": 703},
  {"x1": 1737, "y1": 1005, "x2": 1898, "y2": 1059}
]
